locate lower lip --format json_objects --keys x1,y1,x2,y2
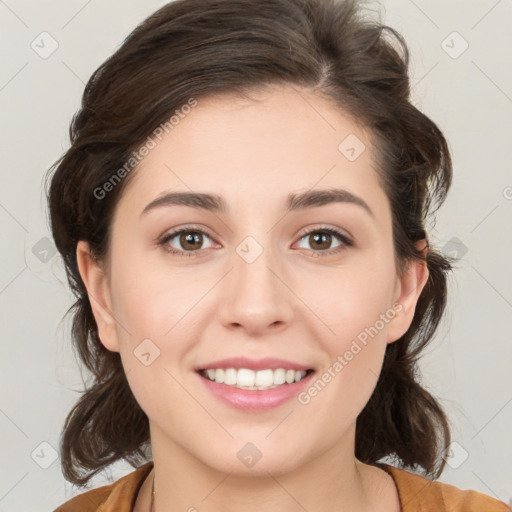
[{"x1": 196, "y1": 371, "x2": 315, "y2": 411}]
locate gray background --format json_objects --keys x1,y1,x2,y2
[{"x1": 0, "y1": 0, "x2": 511, "y2": 510}]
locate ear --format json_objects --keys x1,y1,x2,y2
[
  {"x1": 387, "y1": 240, "x2": 429, "y2": 344},
  {"x1": 76, "y1": 240, "x2": 120, "y2": 352}
]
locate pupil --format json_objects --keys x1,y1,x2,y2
[
  {"x1": 182, "y1": 232, "x2": 201, "y2": 249},
  {"x1": 312, "y1": 232, "x2": 330, "y2": 249}
]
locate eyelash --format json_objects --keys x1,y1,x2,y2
[{"x1": 158, "y1": 224, "x2": 353, "y2": 259}]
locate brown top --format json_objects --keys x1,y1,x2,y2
[{"x1": 54, "y1": 461, "x2": 511, "y2": 512}]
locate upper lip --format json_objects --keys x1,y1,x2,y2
[{"x1": 196, "y1": 357, "x2": 314, "y2": 372}]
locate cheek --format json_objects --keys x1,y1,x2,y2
[
  {"x1": 301, "y1": 260, "x2": 396, "y2": 410},
  {"x1": 109, "y1": 249, "x2": 206, "y2": 390},
  {"x1": 301, "y1": 320, "x2": 389, "y2": 429},
  {"x1": 302, "y1": 256, "x2": 396, "y2": 339},
  {"x1": 109, "y1": 246, "x2": 184, "y2": 337}
]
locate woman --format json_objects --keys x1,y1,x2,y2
[{"x1": 46, "y1": 0, "x2": 510, "y2": 510}]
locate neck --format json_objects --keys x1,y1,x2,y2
[{"x1": 148, "y1": 423, "x2": 379, "y2": 512}]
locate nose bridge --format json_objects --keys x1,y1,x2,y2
[
  {"x1": 234, "y1": 231, "x2": 282, "y2": 303},
  {"x1": 235, "y1": 233, "x2": 277, "y2": 294},
  {"x1": 217, "y1": 229, "x2": 294, "y2": 332}
]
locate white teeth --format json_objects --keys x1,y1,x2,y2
[
  {"x1": 285, "y1": 370, "x2": 295, "y2": 384},
  {"x1": 274, "y1": 368, "x2": 286, "y2": 385},
  {"x1": 201, "y1": 367, "x2": 310, "y2": 390},
  {"x1": 255, "y1": 369, "x2": 273, "y2": 387},
  {"x1": 237, "y1": 368, "x2": 256, "y2": 387},
  {"x1": 224, "y1": 368, "x2": 237, "y2": 385}
]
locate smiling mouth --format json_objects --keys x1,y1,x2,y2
[{"x1": 197, "y1": 368, "x2": 315, "y2": 391}]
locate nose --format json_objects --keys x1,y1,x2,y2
[{"x1": 216, "y1": 239, "x2": 294, "y2": 336}]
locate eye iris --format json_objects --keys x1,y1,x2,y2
[
  {"x1": 310, "y1": 232, "x2": 331, "y2": 250},
  {"x1": 181, "y1": 232, "x2": 203, "y2": 250}
]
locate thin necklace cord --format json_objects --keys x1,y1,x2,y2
[{"x1": 149, "y1": 471, "x2": 155, "y2": 512}]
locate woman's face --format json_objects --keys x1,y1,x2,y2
[{"x1": 78, "y1": 84, "x2": 427, "y2": 476}]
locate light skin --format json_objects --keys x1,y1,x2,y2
[{"x1": 77, "y1": 84, "x2": 428, "y2": 512}]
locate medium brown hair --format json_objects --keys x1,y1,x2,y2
[{"x1": 46, "y1": 0, "x2": 454, "y2": 486}]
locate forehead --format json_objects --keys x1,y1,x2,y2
[{"x1": 117, "y1": 84, "x2": 388, "y2": 219}]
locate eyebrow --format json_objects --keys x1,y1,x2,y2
[{"x1": 140, "y1": 188, "x2": 374, "y2": 218}]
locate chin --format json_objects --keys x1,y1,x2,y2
[{"x1": 192, "y1": 437, "x2": 310, "y2": 478}]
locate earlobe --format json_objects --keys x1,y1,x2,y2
[
  {"x1": 76, "y1": 240, "x2": 120, "y2": 352},
  {"x1": 386, "y1": 240, "x2": 429, "y2": 344}
]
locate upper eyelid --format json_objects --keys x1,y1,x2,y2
[{"x1": 296, "y1": 225, "x2": 351, "y2": 240}]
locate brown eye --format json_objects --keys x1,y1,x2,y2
[
  {"x1": 295, "y1": 227, "x2": 353, "y2": 256},
  {"x1": 160, "y1": 227, "x2": 216, "y2": 256},
  {"x1": 178, "y1": 232, "x2": 204, "y2": 251},
  {"x1": 308, "y1": 232, "x2": 333, "y2": 250}
]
